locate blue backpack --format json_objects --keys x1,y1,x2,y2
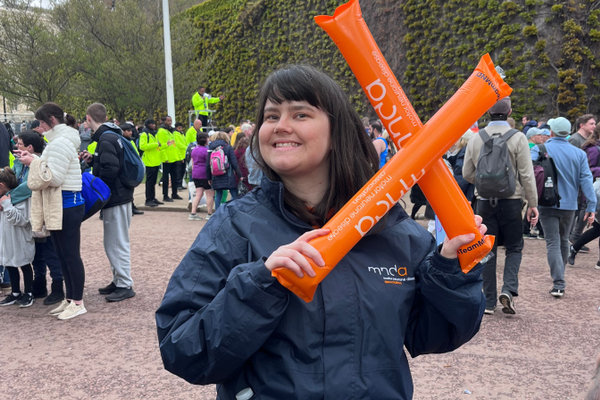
[
  {"x1": 103, "y1": 131, "x2": 145, "y2": 188},
  {"x1": 81, "y1": 172, "x2": 111, "y2": 221}
]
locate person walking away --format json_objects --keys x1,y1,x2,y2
[
  {"x1": 82, "y1": 103, "x2": 136, "y2": 302},
  {"x1": 233, "y1": 136, "x2": 251, "y2": 193},
  {"x1": 568, "y1": 178, "x2": 600, "y2": 269},
  {"x1": 0, "y1": 167, "x2": 35, "y2": 307},
  {"x1": 189, "y1": 132, "x2": 214, "y2": 220},
  {"x1": 157, "y1": 116, "x2": 182, "y2": 202},
  {"x1": 568, "y1": 114, "x2": 597, "y2": 252},
  {"x1": 463, "y1": 97, "x2": 539, "y2": 315},
  {"x1": 446, "y1": 130, "x2": 475, "y2": 204},
  {"x1": 11, "y1": 131, "x2": 64, "y2": 305},
  {"x1": 139, "y1": 119, "x2": 163, "y2": 207},
  {"x1": 206, "y1": 131, "x2": 243, "y2": 211},
  {"x1": 191, "y1": 86, "x2": 224, "y2": 127},
  {"x1": 17, "y1": 103, "x2": 86, "y2": 320},
  {"x1": 531, "y1": 117, "x2": 596, "y2": 297},
  {"x1": 121, "y1": 123, "x2": 143, "y2": 216}
]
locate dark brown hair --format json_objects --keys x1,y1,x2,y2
[
  {"x1": 234, "y1": 136, "x2": 249, "y2": 151},
  {"x1": 196, "y1": 132, "x2": 208, "y2": 146},
  {"x1": 0, "y1": 167, "x2": 18, "y2": 191},
  {"x1": 250, "y1": 65, "x2": 379, "y2": 227},
  {"x1": 86, "y1": 103, "x2": 107, "y2": 124},
  {"x1": 576, "y1": 114, "x2": 596, "y2": 131},
  {"x1": 35, "y1": 102, "x2": 65, "y2": 127}
]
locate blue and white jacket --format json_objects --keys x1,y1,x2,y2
[{"x1": 156, "y1": 177, "x2": 485, "y2": 400}]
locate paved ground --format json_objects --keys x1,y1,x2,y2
[{"x1": 1, "y1": 189, "x2": 599, "y2": 399}]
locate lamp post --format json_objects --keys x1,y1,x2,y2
[{"x1": 162, "y1": 0, "x2": 175, "y2": 125}]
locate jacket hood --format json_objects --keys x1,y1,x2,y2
[
  {"x1": 142, "y1": 127, "x2": 157, "y2": 135},
  {"x1": 208, "y1": 139, "x2": 229, "y2": 150},
  {"x1": 92, "y1": 122, "x2": 122, "y2": 142},
  {"x1": 44, "y1": 124, "x2": 81, "y2": 149},
  {"x1": 159, "y1": 123, "x2": 173, "y2": 132}
]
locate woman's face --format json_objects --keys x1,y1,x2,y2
[{"x1": 259, "y1": 100, "x2": 331, "y2": 182}]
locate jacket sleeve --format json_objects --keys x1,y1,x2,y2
[
  {"x1": 404, "y1": 239, "x2": 485, "y2": 357},
  {"x1": 579, "y1": 152, "x2": 597, "y2": 212},
  {"x1": 156, "y1": 214, "x2": 290, "y2": 384},
  {"x1": 207, "y1": 97, "x2": 221, "y2": 106},
  {"x1": 586, "y1": 147, "x2": 600, "y2": 179},
  {"x1": 44, "y1": 138, "x2": 75, "y2": 187},
  {"x1": 515, "y1": 134, "x2": 538, "y2": 207},
  {"x1": 228, "y1": 146, "x2": 242, "y2": 178},
  {"x1": 1, "y1": 198, "x2": 30, "y2": 227},
  {"x1": 140, "y1": 133, "x2": 158, "y2": 152},
  {"x1": 462, "y1": 137, "x2": 477, "y2": 184},
  {"x1": 96, "y1": 138, "x2": 121, "y2": 186}
]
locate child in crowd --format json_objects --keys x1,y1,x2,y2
[{"x1": 0, "y1": 167, "x2": 36, "y2": 307}]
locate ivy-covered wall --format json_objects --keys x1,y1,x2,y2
[{"x1": 175, "y1": 0, "x2": 600, "y2": 126}]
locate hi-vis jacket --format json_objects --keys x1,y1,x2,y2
[
  {"x1": 192, "y1": 92, "x2": 220, "y2": 116},
  {"x1": 156, "y1": 178, "x2": 485, "y2": 400}
]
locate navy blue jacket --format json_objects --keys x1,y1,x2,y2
[
  {"x1": 206, "y1": 139, "x2": 242, "y2": 190},
  {"x1": 156, "y1": 178, "x2": 485, "y2": 400},
  {"x1": 447, "y1": 147, "x2": 475, "y2": 201}
]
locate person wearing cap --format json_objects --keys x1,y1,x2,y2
[
  {"x1": 530, "y1": 117, "x2": 596, "y2": 297},
  {"x1": 139, "y1": 119, "x2": 163, "y2": 207},
  {"x1": 526, "y1": 127, "x2": 544, "y2": 150},
  {"x1": 463, "y1": 96, "x2": 539, "y2": 315}
]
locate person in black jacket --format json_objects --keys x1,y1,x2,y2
[
  {"x1": 156, "y1": 65, "x2": 487, "y2": 399},
  {"x1": 206, "y1": 131, "x2": 243, "y2": 210},
  {"x1": 82, "y1": 103, "x2": 135, "y2": 302}
]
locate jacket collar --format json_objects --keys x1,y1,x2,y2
[
  {"x1": 92, "y1": 122, "x2": 122, "y2": 142},
  {"x1": 258, "y1": 176, "x2": 409, "y2": 232}
]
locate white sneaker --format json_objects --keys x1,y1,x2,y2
[
  {"x1": 188, "y1": 214, "x2": 203, "y2": 221},
  {"x1": 57, "y1": 301, "x2": 87, "y2": 320},
  {"x1": 49, "y1": 299, "x2": 70, "y2": 316}
]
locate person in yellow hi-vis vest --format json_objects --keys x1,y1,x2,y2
[
  {"x1": 173, "y1": 122, "x2": 187, "y2": 190},
  {"x1": 156, "y1": 116, "x2": 182, "y2": 202},
  {"x1": 185, "y1": 119, "x2": 202, "y2": 146},
  {"x1": 139, "y1": 119, "x2": 163, "y2": 207},
  {"x1": 191, "y1": 86, "x2": 224, "y2": 127}
]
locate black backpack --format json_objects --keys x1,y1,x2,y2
[
  {"x1": 475, "y1": 128, "x2": 520, "y2": 202},
  {"x1": 533, "y1": 144, "x2": 561, "y2": 207}
]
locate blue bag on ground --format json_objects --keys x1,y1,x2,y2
[
  {"x1": 104, "y1": 131, "x2": 145, "y2": 188},
  {"x1": 81, "y1": 172, "x2": 111, "y2": 221}
]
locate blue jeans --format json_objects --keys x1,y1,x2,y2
[
  {"x1": 476, "y1": 199, "x2": 524, "y2": 309},
  {"x1": 215, "y1": 188, "x2": 238, "y2": 210},
  {"x1": 539, "y1": 207, "x2": 576, "y2": 290}
]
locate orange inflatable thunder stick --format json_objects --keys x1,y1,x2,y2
[
  {"x1": 271, "y1": 4, "x2": 512, "y2": 303},
  {"x1": 316, "y1": 0, "x2": 496, "y2": 272}
]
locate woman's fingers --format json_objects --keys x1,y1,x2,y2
[{"x1": 265, "y1": 229, "x2": 330, "y2": 277}]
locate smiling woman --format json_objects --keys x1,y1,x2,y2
[{"x1": 156, "y1": 65, "x2": 487, "y2": 400}]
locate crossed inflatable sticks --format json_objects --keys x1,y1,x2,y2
[{"x1": 273, "y1": 0, "x2": 511, "y2": 302}]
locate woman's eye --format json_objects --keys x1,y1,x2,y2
[{"x1": 265, "y1": 114, "x2": 278, "y2": 121}]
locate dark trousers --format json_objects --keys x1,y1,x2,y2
[
  {"x1": 145, "y1": 166, "x2": 159, "y2": 202},
  {"x1": 7, "y1": 265, "x2": 33, "y2": 294},
  {"x1": 573, "y1": 221, "x2": 600, "y2": 252},
  {"x1": 162, "y1": 162, "x2": 177, "y2": 197},
  {"x1": 199, "y1": 115, "x2": 208, "y2": 127},
  {"x1": 569, "y1": 200, "x2": 588, "y2": 243},
  {"x1": 32, "y1": 237, "x2": 63, "y2": 282},
  {"x1": 50, "y1": 205, "x2": 85, "y2": 301},
  {"x1": 176, "y1": 161, "x2": 185, "y2": 189},
  {"x1": 477, "y1": 198, "x2": 524, "y2": 309}
]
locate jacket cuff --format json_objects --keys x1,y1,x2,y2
[
  {"x1": 0, "y1": 198, "x2": 11, "y2": 209},
  {"x1": 432, "y1": 244, "x2": 462, "y2": 274},
  {"x1": 248, "y1": 258, "x2": 288, "y2": 299}
]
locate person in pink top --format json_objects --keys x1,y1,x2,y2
[{"x1": 189, "y1": 133, "x2": 214, "y2": 221}]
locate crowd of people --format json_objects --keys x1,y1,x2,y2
[{"x1": 1, "y1": 66, "x2": 599, "y2": 398}]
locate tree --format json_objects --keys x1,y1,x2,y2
[{"x1": 0, "y1": 0, "x2": 75, "y2": 107}]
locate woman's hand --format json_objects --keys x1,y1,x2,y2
[
  {"x1": 13, "y1": 150, "x2": 33, "y2": 166},
  {"x1": 440, "y1": 215, "x2": 487, "y2": 259},
  {"x1": 265, "y1": 229, "x2": 330, "y2": 278},
  {"x1": 0, "y1": 194, "x2": 10, "y2": 203}
]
